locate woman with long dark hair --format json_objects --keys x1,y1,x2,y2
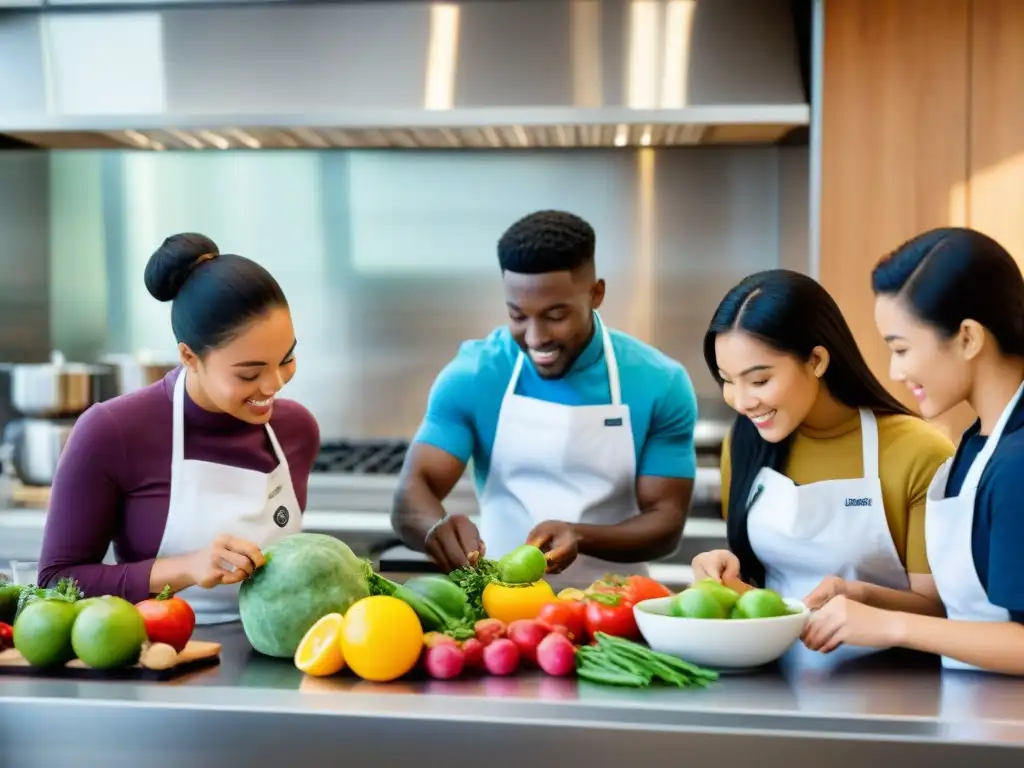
[
  {"x1": 803, "y1": 228, "x2": 1024, "y2": 675},
  {"x1": 692, "y1": 269, "x2": 952, "y2": 664}
]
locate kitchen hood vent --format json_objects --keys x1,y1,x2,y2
[{"x1": 0, "y1": 0, "x2": 809, "y2": 150}]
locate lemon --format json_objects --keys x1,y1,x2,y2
[
  {"x1": 340, "y1": 596, "x2": 423, "y2": 682},
  {"x1": 294, "y1": 613, "x2": 346, "y2": 677}
]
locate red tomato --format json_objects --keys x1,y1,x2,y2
[
  {"x1": 136, "y1": 586, "x2": 196, "y2": 653},
  {"x1": 588, "y1": 575, "x2": 671, "y2": 605},
  {"x1": 622, "y1": 576, "x2": 672, "y2": 604},
  {"x1": 537, "y1": 600, "x2": 587, "y2": 643},
  {"x1": 583, "y1": 595, "x2": 639, "y2": 640}
]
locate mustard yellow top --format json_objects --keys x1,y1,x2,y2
[{"x1": 720, "y1": 412, "x2": 954, "y2": 574}]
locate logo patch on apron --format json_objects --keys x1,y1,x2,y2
[
  {"x1": 604, "y1": 417, "x2": 623, "y2": 427},
  {"x1": 273, "y1": 506, "x2": 290, "y2": 528}
]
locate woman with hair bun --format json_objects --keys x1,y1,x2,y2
[
  {"x1": 803, "y1": 227, "x2": 1024, "y2": 675},
  {"x1": 37, "y1": 233, "x2": 320, "y2": 625}
]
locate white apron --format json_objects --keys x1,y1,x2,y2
[
  {"x1": 748, "y1": 409, "x2": 909, "y2": 668},
  {"x1": 925, "y1": 382, "x2": 1023, "y2": 671},
  {"x1": 477, "y1": 313, "x2": 646, "y2": 591},
  {"x1": 156, "y1": 369, "x2": 303, "y2": 625}
]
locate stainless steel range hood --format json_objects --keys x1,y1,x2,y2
[{"x1": 0, "y1": 0, "x2": 809, "y2": 150}]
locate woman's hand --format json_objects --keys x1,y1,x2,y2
[
  {"x1": 691, "y1": 549, "x2": 741, "y2": 583},
  {"x1": 801, "y1": 595, "x2": 902, "y2": 653},
  {"x1": 803, "y1": 575, "x2": 860, "y2": 609},
  {"x1": 186, "y1": 534, "x2": 266, "y2": 589}
]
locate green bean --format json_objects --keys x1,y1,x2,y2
[
  {"x1": 577, "y1": 633, "x2": 720, "y2": 688},
  {"x1": 576, "y1": 663, "x2": 648, "y2": 687},
  {"x1": 595, "y1": 633, "x2": 719, "y2": 682}
]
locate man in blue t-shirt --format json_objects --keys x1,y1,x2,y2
[{"x1": 391, "y1": 210, "x2": 699, "y2": 587}]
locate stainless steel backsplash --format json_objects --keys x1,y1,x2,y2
[
  {"x1": 0, "y1": 151, "x2": 49, "y2": 363},
  {"x1": 45, "y1": 146, "x2": 809, "y2": 439}
]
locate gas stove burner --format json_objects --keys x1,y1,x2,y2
[{"x1": 313, "y1": 439, "x2": 411, "y2": 475}]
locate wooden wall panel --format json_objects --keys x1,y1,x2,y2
[
  {"x1": 819, "y1": 0, "x2": 972, "y2": 440},
  {"x1": 969, "y1": 0, "x2": 1024, "y2": 264}
]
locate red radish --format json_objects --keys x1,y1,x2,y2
[
  {"x1": 548, "y1": 624, "x2": 571, "y2": 639},
  {"x1": 506, "y1": 619, "x2": 550, "y2": 666},
  {"x1": 460, "y1": 637, "x2": 484, "y2": 668},
  {"x1": 482, "y1": 638, "x2": 520, "y2": 676},
  {"x1": 425, "y1": 644, "x2": 465, "y2": 680},
  {"x1": 423, "y1": 632, "x2": 459, "y2": 649},
  {"x1": 474, "y1": 618, "x2": 506, "y2": 646},
  {"x1": 536, "y1": 632, "x2": 576, "y2": 677}
]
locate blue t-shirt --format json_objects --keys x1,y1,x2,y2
[
  {"x1": 413, "y1": 314, "x2": 699, "y2": 495},
  {"x1": 945, "y1": 395, "x2": 1024, "y2": 622}
]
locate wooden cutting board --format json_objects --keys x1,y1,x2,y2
[{"x1": 0, "y1": 640, "x2": 221, "y2": 681}]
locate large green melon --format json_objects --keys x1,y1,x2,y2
[{"x1": 239, "y1": 533, "x2": 370, "y2": 658}]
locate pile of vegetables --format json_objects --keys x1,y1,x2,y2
[
  {"x1": 0, "y1": 573, "x2": 198, "y2": 672},
  {"x1": 241, "y1": 533, "x2": 720, "y2": 688}
]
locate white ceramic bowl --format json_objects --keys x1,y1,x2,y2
[{"x1": 633, "y1": 596, "x2": 810, "y2": 670}]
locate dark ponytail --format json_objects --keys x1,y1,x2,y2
[
  {"x1": 703, "y1": 269, "x2": 911, "y2": 586},
  {"x1": 871, "y1": 227, "x2": 1024, "y2": 357}
]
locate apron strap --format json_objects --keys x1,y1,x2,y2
[
  {"x1": 170, "y1": 369, "x2": 187, "y2": 505},
  {"x1": 172, "y1": 368, "x2": 186, "y2": 466},
  {"x1": 963, "y1": 380, "x2": 1024, "y2": 491},
  {"x1": 859, "y1": 408, "x2": 879, "y2": 479},
  {"x1": 505, "y1": 352, "x2": 525, "y2": 400},
  {"x1": 595, "y1": 311, "x2": 622, "y2": 406},
  {"x1": 264, "y1": 422, "x2": 289, "y2": 470}
]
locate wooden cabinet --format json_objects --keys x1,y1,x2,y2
[{"x1": 818, "y1": 0, "x2": 1024, "y2": 442}]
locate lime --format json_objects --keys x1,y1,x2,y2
[
  {"x1": 71, "y1": 596, "x2": 148, "y2": 669},
  {"x1": 669, "y1": 587, "x2": 728, "y2": 619},
  {"x1": 733, "y1": 588, "x2": 789, "y2": 619},
  {"x1": 13, "y1": 599, "x2": 78, "y2": 667},
  {"x1": 692, "y1": 578, "x2": 741, "y2": 612},
  {"x1": 73, "y1": 596, "x2": 119, "y2": 616},
  {"x1": 498, "y1": 545, "x2": 548, "y2": 584}
]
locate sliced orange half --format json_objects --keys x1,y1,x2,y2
[{"x1": 294, "y1": 612, "x2": 346, "y2": 677}]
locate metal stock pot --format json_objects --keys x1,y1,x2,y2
[{"x1": 1, "y1": 355, "x2": 117, "y2": 419}]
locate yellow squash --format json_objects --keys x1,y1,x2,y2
[{"x1": 482, "y1": 580, "x2": 557, "y2": 624}]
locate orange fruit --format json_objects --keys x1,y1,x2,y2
[
  {"x1": 340, "y1": 596, "x2": 423, "y2": 682},
  {"x1": 294, "y1": 613, "x2": 346, "y2": 677}
]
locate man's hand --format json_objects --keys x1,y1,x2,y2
[
  {"x1": 527, "y1": 520, "x2": 579, "y2": 574},
  {"x1": 424, "y1": 514, "x2": 485, "y2": 573}
]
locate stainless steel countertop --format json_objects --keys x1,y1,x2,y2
[{"x1": 2, "y1": 623, "x2": 1022, "y2": 747}]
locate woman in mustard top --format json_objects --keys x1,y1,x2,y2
[{"x1": 692, "y1": 269, "x2": 953, "y2": 666}]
